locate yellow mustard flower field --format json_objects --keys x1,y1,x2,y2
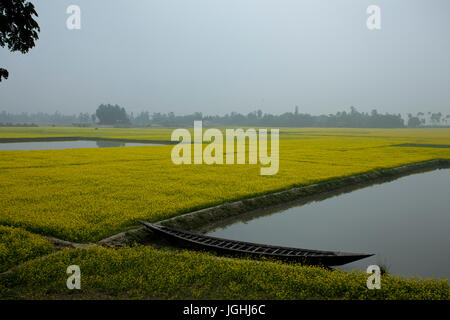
[
  {"x1": 1, "y1": 127, "x2": 449, "y2": 242},
  {"x1": 0, "y1": 127, "x2": 449, "y2": 299}
]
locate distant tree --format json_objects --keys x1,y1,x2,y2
[
  {"x1": 430, "y1": 112, "x2": 442, "y2": 125},
  {"x1": 0, "y1": 0, "x2": 40, "y2": 82},
  {"x1": 407, "y1": 115, "x2": 421, "y2": 128},
  {"x1": 95, "y1": 104, "x2": 130, "y2": 125},
  {"x1": 133, "y1": 111, "x2": 151, "y2": 126},
  {"x1": 193, "y1": 112, "x2": 202, "y2": 120},
  {"x1": 77, "y1": 112, "x2": 91, "y2": 123}
]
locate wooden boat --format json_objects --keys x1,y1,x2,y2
[{"x1": 139, "y1": 221, "x2": 373, "y2": 266}]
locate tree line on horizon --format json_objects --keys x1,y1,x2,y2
[
  {"x1": 1, "y1": 105, "x2": 449, "y2": 128},
  {"x1": 1, "y1": 4, "x2": 450, "y2": 129}
]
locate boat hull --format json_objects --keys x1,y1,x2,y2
[{"x1": 139, "y1": 221, "x2": 373, "y2": 266}]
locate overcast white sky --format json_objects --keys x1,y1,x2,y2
[{"x1": 0, "y1": 0, "x2": 449, "y2": 116}]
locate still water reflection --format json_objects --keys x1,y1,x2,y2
[
  {"x1": 207, "y1": 169, "x2": 450, "y2": 280},
  {"x1": 0, "y1": 140, "x2": 167, "y2": 151}
]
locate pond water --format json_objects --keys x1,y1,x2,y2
[
  {"x1": 207, "y1": 169, "x2": 450, "y2": 280},
  {"x1": 0, "y1": 140, "x2": 167, "y2": 151}
]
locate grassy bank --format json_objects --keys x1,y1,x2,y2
[
  {"x1": 0, "y1": 226, "x2": 54, "y2": 273},
  {"x1": 1, "y1": 246, "x2": 448, "y2": 300}
]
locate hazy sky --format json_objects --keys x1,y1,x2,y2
[{"x1": 0, "y1": 0, "x2": 449, "y2": 116}]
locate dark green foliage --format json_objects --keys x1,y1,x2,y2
[
  {"x1": 0, "y1": 0, "x2": 40, "y2": 82},
  {"x1": 408, "y1": 116, "x2": 421, "y2": 128},
  {"x1": 95, "y1": 104, "x2": 130, "y2": 125},
  {"x1": 150, "y1": 107, "x2": 405, "y2": 128}
]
